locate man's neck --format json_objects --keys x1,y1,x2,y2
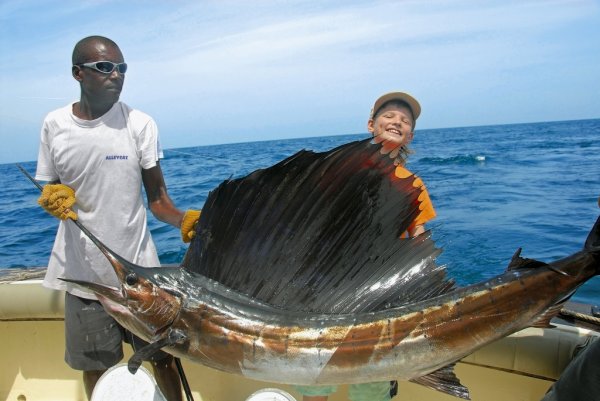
[{"x1": 73, "y1": 98, "x2": 116, "y2": 120}]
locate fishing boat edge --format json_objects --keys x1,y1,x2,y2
[{"x1": 0, "y1": 278, "x2": 598, "y2": 401}]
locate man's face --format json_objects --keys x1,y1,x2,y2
[
  {"x1": 368, "y1": 103, "x2": 414, "y2": 153},
  {"x1": 73, "y1": 42, "x2": 125, "y2": 105}
]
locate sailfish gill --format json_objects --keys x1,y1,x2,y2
[{"x1": 38, "y1": 139, "x2": 599, "y2": 400}]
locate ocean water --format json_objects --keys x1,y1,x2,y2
[{"x1": 1, "y1": 119, "x2": 599, "y2": 304}]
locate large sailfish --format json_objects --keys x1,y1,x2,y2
[{"x1": 23, "y1": 139, "x2": 600, "y2": 400}]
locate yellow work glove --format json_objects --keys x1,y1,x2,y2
[
  {"x1": 37, "y1": 184, "x2": 78, "y2": 220},
  {"x1": 181, "y1": 209, "x2": 201, "y2": 243}
]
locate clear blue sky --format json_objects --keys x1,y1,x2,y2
[{"x1": 1, "y1": 0, "x2": 599, "y2": 164}]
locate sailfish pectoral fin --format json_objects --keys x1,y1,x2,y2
[
  {"x1": 409, "y1": 363, "x2": 470, "y2": 400},
  {"x1": 128, "y1": 329, "x2": 188, "y2": 374},
  {"x1": 531, "y1": 302, "x2": 565, "y2": 328}
]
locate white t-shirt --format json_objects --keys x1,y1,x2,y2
[{"x1": 36, "y1": 101, "x2": 164, "y2": 299}]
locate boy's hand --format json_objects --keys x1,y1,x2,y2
[
  {"x1": 181, "y1": 209, "x2": 201, "y2": 243},
  {"x1": 38, "y1": 184, "x2": 78, "y2": 220}
]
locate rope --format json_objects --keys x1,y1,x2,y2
[{"x1": 560, "y1": 308, "x2": 600, "y2": 326}]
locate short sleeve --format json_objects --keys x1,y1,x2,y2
[{"x1": 137, "y1": 119, "x2": 164, "y2": 170}]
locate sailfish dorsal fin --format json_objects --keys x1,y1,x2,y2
[{"x1": 182, "y1": 139, "x2": 454, "y2": 313}]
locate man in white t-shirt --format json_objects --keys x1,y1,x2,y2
[{"x1": 35, "y1": 35, "x2": 199, "y2": 401}]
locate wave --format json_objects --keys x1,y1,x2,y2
[{"x1": 418, "y1": 154, "x2": 487, "y2": 165}]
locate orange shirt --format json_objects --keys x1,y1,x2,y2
[{"x1": 395, "y1": 165, "x2": 436, "y2": 234}]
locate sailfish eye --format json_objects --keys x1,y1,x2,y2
[{"x1": 126, "y1": 273, "x2": 138, "y2": 286}]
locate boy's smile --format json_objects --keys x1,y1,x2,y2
[{"x1": 368, "y1": 104, "x2": 415, "y2": 155}]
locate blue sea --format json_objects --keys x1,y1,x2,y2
[{"x1": 1, "y1": 119, "x2": 599, "y2": 304}]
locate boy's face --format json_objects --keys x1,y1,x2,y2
[{"x1": 367, "y1": 103, "x2": 414, "y2": 153}]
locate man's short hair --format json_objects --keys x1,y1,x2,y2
[{"x1": 72, "y1": 36, "x2": 120, "y2": 65}]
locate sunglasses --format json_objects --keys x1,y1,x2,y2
[{"x1": 75, "y1": 61, "x2": 128, "y2": 74}]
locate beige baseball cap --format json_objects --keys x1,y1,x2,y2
[{"x1": 370, "y1": 91, "x2": 421, "y2": 121}]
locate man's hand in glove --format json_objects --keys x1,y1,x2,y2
[
  {"x1": 181, "y1": 209, "x2": 201, "y2": 243},
  {"x1": 38, "y1": 184, "x2": 78, "y2": 220}
]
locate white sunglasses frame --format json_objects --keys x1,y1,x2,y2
[{"x1": 74, "y1": 61, "x2": 128, "y2": 74}]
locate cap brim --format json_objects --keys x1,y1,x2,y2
[{"x1": 371, "y1": 92, "x2": 421, "y2": 121}]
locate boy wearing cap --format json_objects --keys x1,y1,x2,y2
[
  {"x1": 368, "y1": 91, "x2": 435, "y2": 237},
  {"x1": 295, "y1": 92, "x2": 436, "y2": 401}
]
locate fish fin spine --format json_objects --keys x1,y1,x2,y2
[
  {"x1": 506, "y1": 248, "x2": 547, "y2": 271},
  {"x1": 409, "y1": 363, "x2": 470, "y2": 400},
  {"x1": 531, "y1": 303, "x2": 566, "y2": 328}
]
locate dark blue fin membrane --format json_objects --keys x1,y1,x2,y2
[{"x1": 183, "y1": 139, "x2": 455, "y2": 313}]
